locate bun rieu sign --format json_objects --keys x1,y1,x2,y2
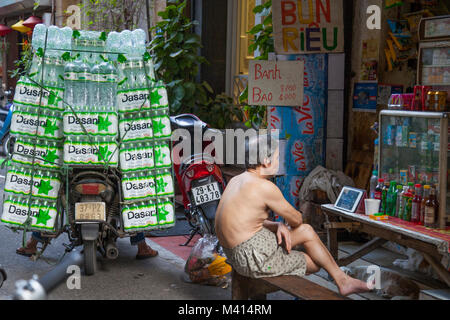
[{"x1": 273, "y1": 0, "x2": 344, "y2": 54}]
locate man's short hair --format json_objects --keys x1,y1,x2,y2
[{"x1": 244, "y1": 134, "x2": 279, "y2": 169}]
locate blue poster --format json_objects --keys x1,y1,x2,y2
[
  {"x1": 270, "y1": 54, "x2": 328, "y2": 209},
  {"x1": 353, "y1": 82, "x2": 378, "y2": 112}
]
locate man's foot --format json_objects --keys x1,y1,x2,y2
[
  {"x1": 337, "y1": 274, "x2": 373, "y2": 296},
  {"x1": 136, "y1": 242, "x2": 158, "y2": 260},
  {"x1": 16, "y1": 239, "x2": 38, "y2": 257}
]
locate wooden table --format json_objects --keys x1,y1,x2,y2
[{"x1": 321, "y1": 204, "x2": 450, "y2": 287}]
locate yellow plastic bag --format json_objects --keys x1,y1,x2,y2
[{"x1": 208, "y1": 254, "x2": 232, "y2": 276}]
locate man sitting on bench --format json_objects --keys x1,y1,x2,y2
[{"x1": 215, "y1": 134, "x2": 372, "y2": 296}]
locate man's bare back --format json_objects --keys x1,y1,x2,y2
[{"x1": 215, "y1": 171, "x2": 302, "y2": 249}]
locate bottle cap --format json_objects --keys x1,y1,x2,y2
[
  {"x1": 415, "y1": 184, "x2": 422, "y2": 188},
  {"x1": 396, "y1": 185, "x2": 403, "y2": 190},
  {"x1": 408, "y1": 182, "x2": 414, "y2": 186},
  {"x1": 378, "y1": 178, "x2": 384, "y2": 182},
  {"x1": 423, "y1": 185, "x2": 431, "y2": 189},
  {"x1": 373, "y1": 170, "x2": 378, "y2": 175},
  {"x1": 390, "y1": 181, "x2": 396, "y2": 184}
]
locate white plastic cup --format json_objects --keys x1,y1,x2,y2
[{"x1": 364, "y1": 199, "x2": 381, "y2": 215}]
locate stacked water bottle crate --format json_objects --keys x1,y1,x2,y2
[
  {"x1": 114, "y1": 30, "x2": 175, "y2": 233},
  {"x1": 1, "y1": 25, "x2": 70, "y2": 232},
  {"x1": 62, "y1": 30, "x2": 119, "y2": 167}
]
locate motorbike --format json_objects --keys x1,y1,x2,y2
[
  {"x1": 170, "y1": 114, "x2": 226, "y2": 246},
  {"x1": 62, "y1": 167, "x2": 122, "y2": 276}
]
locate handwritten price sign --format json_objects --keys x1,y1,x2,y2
[{"x1": 248, "y1": 60, "x2": 304, "y2": 107}]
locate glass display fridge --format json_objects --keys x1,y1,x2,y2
[{"x1": 378, "y1": 110, "x2": 449, "y2": 229}]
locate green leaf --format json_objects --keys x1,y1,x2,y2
[
  {"x1": 248, "y1": 24, "x2": 264, "y2": 35},
  {"x1": 170, "y1": 49, "x2": 184, "y2": 58},
  {"x1": 99, "y1": 31, "x2": 107, "y2": 41},
  {"x1": 202, "y1": 81, "x2": 214, "y2": 94},
  {"x1": 61, "y1": 51, "x2": 71, "y2": 61},
  {"x1": 36, "y1": 47, "x2": 44, "y2": 58},
  {"x1": 143, "y1": 52, "x2": 151, "y2": 61},
  {"x1": 253, "y1": 4, "x2": 264, "y2": 14},
  {"x1": 117, "y1": 54, "x2": 127, "y2": 63},
  {"x1": 173, "y1": 85, "x2": 185, "y2": 101},
  {"x1": 72, "y1": 30, "x2": 81, "y2": 39}
]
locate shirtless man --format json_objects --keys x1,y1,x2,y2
[{"x1": 215, "y1": 134, "x2": 372, "y2": 296}]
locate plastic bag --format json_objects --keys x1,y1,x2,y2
[{"x1": 184, "y1": 234, "x2": 232, "y2": 286}]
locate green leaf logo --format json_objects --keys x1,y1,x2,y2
[
  {"x1": 44, "y1": 119, "x2": 59, "y2": 135},
  {"x1": 157, "y1": 205, "x2": 169, "y2": 222},
  {"x1": 36, "y1": 208, "x2": 52, "y2": 226},
  {"x1": 37, "y1": 179, "x2": 53, "y2": 195},
  {"x1": 151, "y1": 88, "x2": 163, "y2": 105},
  {"x1": 154, "y1": 146, "x2": 166, "y2": 165},
  {"x1": 44, "y1": 150, "x2": 59, "y2": 164},
  {"x1": 97, "y1": 145, "x2": 112, "y2": 162},
  {"x1": 152, "y1": 119, "x2": 166, "y2": 135},
  {"x1": 156, "y1": 177, "x2": 168, "y2": 194},
  {"x1": 97, "y1": 115, "x2": 112, "y2": 132}
]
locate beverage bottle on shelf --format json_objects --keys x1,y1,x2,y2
[
  {"x1": 386, "y1": 181, "x2": 397, "y2": 216},
  {"x1": 411, "y1": 184, "x2": 422, "y2": 223},
  {"x1": 374, "y1": 178, "x2": 384, "y2": 202},
  {"x1": 424, "y1": 187, "x2": 438, "y2": 228},
  {"x1": 369, "y1": 170, "x2": 378, "y2": 198},
  {"x1": 420, "y1": 185, "x2": 430, "y2": 226},
  {"x1": 381, "y1": 181, "x2": 389, "y2": 215},
  {"x1": 395, "y1": 184, "x2": 403, "y2": 218},
  {"x1": 403, "y1": 182, "x2": 414, "y2": 222},
  {"x1": 398, "y1": 185, "x2": 408, "y2": 220}
]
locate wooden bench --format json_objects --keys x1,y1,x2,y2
[{"x1": 231, "y1": 270, "x2": 348, "y2": 300}]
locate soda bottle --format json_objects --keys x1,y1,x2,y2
[
  {"x1": 398, "y1": 185, "x2": 408, "y2": 219},
  {"x1": 403, "y1": 182, "x2": 414, "y2": 221},
  {"x1": 420, "y1": 185, "x2": 430, "y2": 226},
  {"x1": 395, "y1": 184, "x2": 403, "y2": 217},
  {"x1": 411, "y1": 184, "x2": 422, "y2": 223},
  {"x1": 424, "y1": 187, "x2": 438, "y2": 228},
  {"x1": 374, "y1": 178, "x2": 384, "y2": 201},
  {"x1": 381, "y1": 181, "x2": 389, "y2": 214},
  {"x1": 386, "y1": 181, "x2": 397, "y2": 216}
]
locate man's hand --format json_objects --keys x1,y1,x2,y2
[{"x1": 276, "y1": 223, "x2": 292, "y2": 254}]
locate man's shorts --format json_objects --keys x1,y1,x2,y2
[{"x1": 222, "y1": 227, "x2": 307, "y2": 278}]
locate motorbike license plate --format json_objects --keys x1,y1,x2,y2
[
  {"x1": 75, "y1": 202, "x2": 106, "y2": 222},
  {"x1": 192, "y1": 182, "x2": 221, "y2": 206}
]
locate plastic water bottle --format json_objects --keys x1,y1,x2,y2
[
  {"x1": 90, "y1": 63, "x2": 102, "y2": 110},
  {"x1": 103, "y1": 62, "x2": 118, "y2": 111},
  {"x1": 120, "y1": 30, "x2": 133, "y2": 58},
  {"x1": 106, "y1": 31, "x2": 120, "y2": 60},
  {"x1": 64, "y1": 60, "x2": 77, "y2": 108},
  {"x1": 135, "y1": 60, "x2": 147, "y2": 88},
  {"x1": 32, "y1": 24, "x2": 47, "y2": 51},
  {"x1": 60, "y1": 26, "x2": 73, "y2": 51},
  {"x1": 44, "y1": 57, "x2": 57, "y2": 87},
  {"x1": 46, "y1": 26, "x2": 60, "y2": 57},
  {"x1": 369, "y1": 170, "x2": 378, "y2": 199},
  {"x1": 132, "y1": 29, "x2": 146, "y2": 57}
]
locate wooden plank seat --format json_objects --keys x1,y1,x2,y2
[{"x1": 231, "y1": 270, "x2": 348, "y2": 300}]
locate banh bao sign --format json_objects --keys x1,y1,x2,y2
[
  {"x1": 248, "y1": 60, "x2": 304, "y2": 107},
  {"x1": 273, "y1": 0, "x2": 344, "y2": 54}
]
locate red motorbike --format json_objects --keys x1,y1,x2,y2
[{"x1": 170, "y1": 114, "x2": 226, "y2": 245}]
